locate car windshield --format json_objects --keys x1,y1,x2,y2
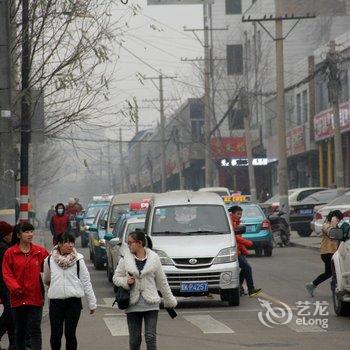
[
  {"x1": 264, "y1": 189, "x2": 297, "y2": 204},
  {"x1": 125, "y1": 222, "x2": 145, "y2": 241},
  {"x1": 327, "y1": 193, "x2": 350, "y2": 206},
  {"x1": 86, "y1": 206, "x2": 102, "y2": 219},
  {"x1": 151, "y1": 205, "x2": 230, "y2": 235},
  {"x1": 241, "y1": 205, "x2": 264, "y2": 219},
  {"x1": 300, "y1": 190, "x2": 338, "y2": 204},
  {"x1": 110, "y1": 204, "x2": 129, "y2": 226},
  {"x1": 213, "y1": 191, "x2": 229, "y2": 197}
]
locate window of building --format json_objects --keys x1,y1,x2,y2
[
  {"x1": 302, "y1": 90, "x2": 308, "y2": 123},
  {"x1": 228, "y1": 108, "x2": 244, "y2": 130},
  {"x1": 227, "y1": 44, "x2": 243, "y2": 75},
  {"x1": 226, "y1": 0, "x2": 242, "y2": 15}
]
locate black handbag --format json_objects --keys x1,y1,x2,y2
[{"x1": 113, "y1": 286, "x2": 130, "y2": 310}]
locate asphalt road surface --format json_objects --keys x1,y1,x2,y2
[{"x1": 2, "y1": 237, "x2": 350, "y2": 350}]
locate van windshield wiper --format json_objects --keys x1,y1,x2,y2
[
  {"x1": 152, "y1": 231, "x2": 187, "y2": 236},
  {"x1": 183, "y1": 230, "x2": 227, "y2": 235}
]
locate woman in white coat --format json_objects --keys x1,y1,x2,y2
[
  {"x1": 44, "y1": 233, "x2": 97, "y2": 350},
  {"x1": 113, "y1": 230, "x2": 177, "y2": 350}
]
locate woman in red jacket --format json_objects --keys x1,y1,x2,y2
[{"x1": 2, "y1": 222, "x2": 49, "y2": 350}]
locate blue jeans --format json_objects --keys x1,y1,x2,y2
[
  {"x1": 127, "y1": 311, "x2": 158, "y2": 350},
  {"x1": 239, "y1": 255, "x2": 254, "y2": 291}
]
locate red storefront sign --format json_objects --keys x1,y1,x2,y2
[
  {"x1": 211, "y1": 137, "x2": 246, "y2": 159},
  {"x1": 314, "y1": 102, "x2": 350, "y2": 141},
  {"x1": 286, "y1": 125, "x2": 305, "y2": 157}
]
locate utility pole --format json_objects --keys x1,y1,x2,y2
[
  {"x1": 240, "y1": 88, "x2": 257, "y2": 202},
  {"x1": 242, "y1": 3, "x2": 315, "y2": 220},
  {"x1": 327, "y1": 40, "x2": 344, "y2": 193},
  {"x1": 0, "y1": 0, "x2": 15, "y2": 221},
  {"x1": 159, "y1": 74, "x2": 166, "y2": 192},
  {"x1": 19, "y1": 0, "x2": 30, "y2": 222},
  {"x1": 119, "y1": 128, "x2": 125, "y2": 193},
  {"x1": 143, "y1": 73, "x2": 176, "y2": 193},
  {"x1": 184, "y1": 6, "x2": 227, "y2": 187},
  {"x1": 135, "y1": 103, "x2": 141, "y2": 192},
  {"x1": 107, "y1": 140, "x2": 111, "y2": 193},
  {"x1": 172, "y1": 127, "x2": 184, "y2": 190}
]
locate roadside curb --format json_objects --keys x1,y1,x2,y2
[{"x1": 290, "y1": 241, "x2": 320, "y2": 252}]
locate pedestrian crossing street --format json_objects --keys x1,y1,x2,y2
[{"x1": 99, "y1": 298, "x2": 327, "y2": 337}]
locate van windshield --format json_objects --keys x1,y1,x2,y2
[
  {"x1": 110, "y1": 204, "x2": 129, "y2": 226},
  {"x1": 152, "y1": 205, "x2": 230, "y2": 235}
]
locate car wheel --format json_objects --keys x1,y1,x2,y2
[
  {"x1": 297, "y1": 230, "x2": 312, "y2": 237},
  {"x1": 332, "y1": 273, "x2": 350, "y2": 316},
  {"x1": 94, "y1": 257, "x2": 104, "y2": 270},
  {"x1": 264, "y1": 247, "x2": 273, "y2": 257},
  {"x1": 227, "y1": 288, "x2": 240, "y2": 306},
  {"x1": 255, "y1": 248, "x2": 263, "y2": 257},
  {"x1": 107, "y1": 261, "x2": 113, "y2": 283},
  {"x1": 89, "y1": 248, "x2": 94, "y2": 262},
  {"x1": 81, "y1": 234, "x2": 88, "y2": 248}
]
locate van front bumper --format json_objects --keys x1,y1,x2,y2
[{"x1": 163, "y1": 262, "x2": 239, "y2": 295}]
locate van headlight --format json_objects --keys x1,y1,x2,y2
[
  {"x1": 213, "y1": 247, "x2": 237, "y2": 264},
  {"x1": 154, "y1": 249, "x2": 174, "y2": 266}
]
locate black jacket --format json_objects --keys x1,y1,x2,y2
[{"x1": 0, "y1": 239, "x2": 10, "y2": 294}]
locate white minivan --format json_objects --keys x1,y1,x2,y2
[{"x1": 145, "y1": 191, "x2": 240, "y2": 306}]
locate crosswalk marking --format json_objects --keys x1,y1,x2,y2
[
  {"x1": 104, "y1": 316, "x2": 129, "y2": 336},
  {"x1": 183, "y1": 315, "x2": 235, "y2": 334}
]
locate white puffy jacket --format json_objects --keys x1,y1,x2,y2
[
  {"x1": 43, "y1": 254, "x2": 97, "y2": 310},
  {"x1": 113, "y1": 249, "x2": 177, "y2": 308}
]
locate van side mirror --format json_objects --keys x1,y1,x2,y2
[{"x1": 329, "y1": 228, "x2": 344, "y2": 241}]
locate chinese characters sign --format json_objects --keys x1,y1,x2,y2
[
  {"x1": 286, "y1": 125, "x2": 305, "y2": 157},
  {"x1": 211, "y1": 137, "x2": 246, "y2": 159},
  {"x1": 314, "y1": 102, "x2": 350, "y2": 141}
]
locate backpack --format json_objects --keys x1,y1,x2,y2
[{"x1": 47, "y1": 255, "x2": 80, "y2": 278}]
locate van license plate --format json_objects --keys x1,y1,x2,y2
[{"x1": 180, "y1": 282, "x2": 208, "y2": 293}]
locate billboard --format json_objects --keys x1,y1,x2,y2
[{"x1": 148, "y1": 0, "x2": 214, "y2": 5}]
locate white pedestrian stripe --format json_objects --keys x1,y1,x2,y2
[
  {"x1": 104, "y1": 316, "x2": 129, "y2": 336},
  {"x1": 184, "y1": 315, "x2": 235, "y2": 334}
]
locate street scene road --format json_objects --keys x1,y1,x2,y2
[{"x1": 20, "y1": 233, "x2": 350, "y2": 350}]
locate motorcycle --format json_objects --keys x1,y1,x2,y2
[{"x1": 267, "y1": 211, "x2": 290, "y2": 247}]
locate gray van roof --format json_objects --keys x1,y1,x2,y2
[
  {"x1": 152, "y1": 190, "x2": 224, "y2": 207},
  {"x1": 111, "y1": 193, "x2": 154, "y2": 205}
]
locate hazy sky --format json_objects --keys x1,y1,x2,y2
[{"x1": 103, "y1": 0, "x2": 204, "y2": 140}]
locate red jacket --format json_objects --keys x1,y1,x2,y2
[
  {"x1": 51, "y1": 214, "x2": 69, "y2": 236},
  {"x1": 230, "y1": 213, "x2": 253, "y2": 256},
  {"x1": 236, "y1": 235, "x2": 253, "y2": 256},
  {"x1": 2, "y1": 243, "x2": 49, "y2": 308}
]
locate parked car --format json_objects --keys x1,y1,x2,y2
[
  {"x1": 330, "y1": 225, "x2": 350, "y2": 316},
  {"x1": 290, "y1": 189, "x2": 345, "y2": 237},
  {"x1": 311, "y1": 191, "x2": 350, "y2": 235},
  {"x1": 88, "y1": 207, "x2": 109, "y2": 270},
  {"x1": 80, "y1": 195, "x2": 112, "y2": 247},
  {"x1": 106, "y1": 193, "x2": 154, "y2": 235},
  {"x1": 145, "y1": 191, "x2": 240, "y2": 306},
  {"x1": 261, "y1": 187, "x2": 327, "y2": 211},
  {"x1": 105, "y1": 213, "x2": 146, "y2": 282},
  {"x1": 226, "y1": 200, "x2": 273, "y2": 257}
]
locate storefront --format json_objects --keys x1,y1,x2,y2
[
  {"x1": 314, "y1": 101, "x2": 350, "y2": 187},
  {"x1": 211, "y1": 137, "x2": 268, "y2": 193}
]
